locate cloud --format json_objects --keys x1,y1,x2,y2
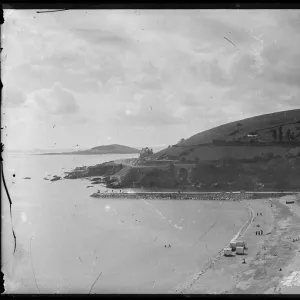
[
  {"x1": 133, "y1": 73, "x2": 163, "y2": 91},
  {"x1": 182, "y1": 93, "x2": 202, "y2": 108},
  {"x1": 71, "y1": 28, "x2": 131, "y2": 48},
  {"x1": 115, "y1": 92, "x2": 184, "y2": 126},
  {"x1": 2, "y1": 86, "x2": 27, "y2": 108},
  {"x1": 2, "y1": 9, "x2": 300, "y2": 150},
  {"x1": 188, "y1": 59, "x2": 231, "y2": 87},
  {"x1": 26, "y1": 82, "x2": 79, "y2": 116}
]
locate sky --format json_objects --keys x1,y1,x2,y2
[{"x1": 2, "y1": 8, "x2": 300, "y2": 150}]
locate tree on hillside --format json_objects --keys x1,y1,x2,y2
[
  {"x1": 180, "y1": 157, "x2": 186, "y2": 163},
  {"x1": 139, "y1": 147, "x2": 153, "y2": 159},
  {"x1": 278, "y1": 126, "x2": 283, "y2": 141},
  {"x1": 285, "y1": 128, "x2": 291, "y2": 141},
  {"x1": 271, "y1": 129, "x2": 277, "y2": 141},
  {"x1": 178, "y1": 138, "x2": 185, "y2": 144},
  {"x1": 168, "y1": 162, "x2": 175, "y2": 173},
  {"x1": 179, "y1": 168, "x2": 188, "y2": 183}
]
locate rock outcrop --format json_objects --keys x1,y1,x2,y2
[
  {"x1": 62, "y1": 155, "x2": 300, "y2": 191},
  {"x1": 64, "y1": 162, "x2": 123, "y2": 179},
  {"x1": 50, "y1": 175, "x2": 62, "y2": 181}
]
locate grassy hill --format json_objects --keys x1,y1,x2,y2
[
  {"x1": 153, "y1": 109, "x2": 300, "y2": 162},
  {"x1": 63, "y1": 109, "x2": 300, "y2": 191}
]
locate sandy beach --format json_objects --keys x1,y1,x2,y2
[{"x1": 177, "y1": 193, "x2": 300, "y2": 294}]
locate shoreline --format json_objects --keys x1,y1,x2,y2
[{"x1": 172, "y1": 201, "x2": 254, "y2": 293}]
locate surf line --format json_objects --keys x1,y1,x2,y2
[{"x1": 174, "y1": 202, "x2": 254, "y2": 294}]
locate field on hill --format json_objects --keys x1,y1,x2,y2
[
  {"x1": 153, "y1": 109, "x2": 300, "y2": 161},
  {"x1": 179, "y1": 109, "x2": 300, "y2": 146}
]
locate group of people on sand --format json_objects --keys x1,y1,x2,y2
[
  {"x1": 256, "y1": 229, "x2": 264, "y2": 235},
  {"x1": 164, "y1": 244, "x2": 171, "y2": 248}
]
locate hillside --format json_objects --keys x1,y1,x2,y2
[
  {"x1": 87, "y1": 144, "x2": 140, "y2": 154},
  {"x1": 61, "y1": 109, "x2": 300, "y2": 191},
  {"x1": 153, "y1": 109, "x2": 300, "y2": 162},
  {"x1": 40, "y1": 144, "x2": 140, "y2": 155}
]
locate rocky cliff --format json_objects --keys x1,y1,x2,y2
[{"x1": 62, "y1": 149, "x2": 300, "y2": 191}]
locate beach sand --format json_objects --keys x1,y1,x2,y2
[{"x1": 181, "y1": 194, "x2": 300, "y2": 294}]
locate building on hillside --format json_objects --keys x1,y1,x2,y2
[
  {"x1": 229, "y1": 241, "x2": 237, "y2": 251},
  {"x1": 224, "y1": 248, "x2": 233, "y2": 257},
  {"x1": 235, "y1": 240, "x2": 246, "y2": 248}
]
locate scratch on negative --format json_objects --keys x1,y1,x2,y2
[
  {"x1": 29, "y1": 237, "x2": 41, "y2": 293},
  {"x1": 1, "y1": 161, "x2": 17, "y2": 254},
  {"x1": 36, "y1": 9, "x2": 70, "y2": 13},
  {"x1": 192, "y1": 221, "x2": 217, "y2": 247},
  {"x1": 224, "y1": 37, "x2": 238, "y2": 48},
  {"x1": 89, "y1": 272, "x2": 102, "y2": 294}
]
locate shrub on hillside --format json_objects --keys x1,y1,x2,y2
[{"x1": 228, "y1": 129, "x2": 239, "y2": 136}]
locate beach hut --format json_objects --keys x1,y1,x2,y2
[
  {"x1": 235, "y1": 240, "x2": 246, "y2": 248},
  {"x1": 229, "y1": 241, "x2": 237, "y2": 251},
  {"x1": 224, "y1": 247, "x2": 232, "y2": 257},
  {"x1": 236, "y1": 246, "x2": 245, "y2": 255}
]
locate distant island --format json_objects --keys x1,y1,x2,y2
[{"x1": 39, "y1": 144, "x2": 140, "y2": 155}]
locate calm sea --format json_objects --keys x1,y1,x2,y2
[{"x1": 2, "y1": 152, "x2": 248, "y2": 294}]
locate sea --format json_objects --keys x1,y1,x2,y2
[{"x1": 2, "y1": 152, "x2": 248, "y2": 294}]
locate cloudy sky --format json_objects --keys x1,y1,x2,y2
[{"x1": 2, "y1": 9, "x2": 300, "y2": 150}]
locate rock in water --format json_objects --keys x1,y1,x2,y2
[{"x1": 50, "y1": 175, "x2": 61, "y2": 182}]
